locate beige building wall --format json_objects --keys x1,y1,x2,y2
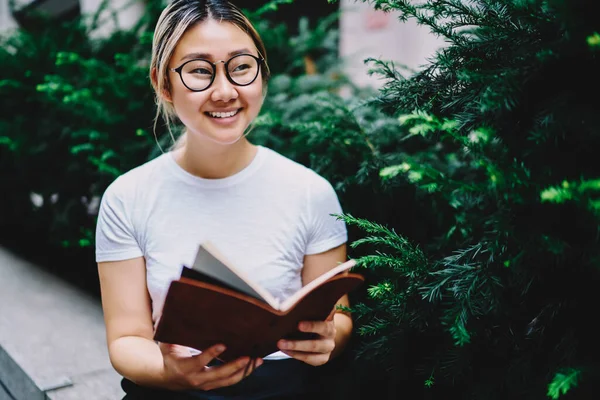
[
  {"x1": 80, "y1": 0, "x2": 145, "y2": 38},
  {"x1": 0, "y1": 0, "x2": 145, "y2": 34},
  {"x1": 339, "y1": 0, "x2": 445, "y2": 89},
  {"x1": 0, "y1": 0, "x2": 19, "y2": 32}
]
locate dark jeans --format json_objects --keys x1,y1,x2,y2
[{"x1": 121, "y1": 358, "x2": 324, "y2": 400}]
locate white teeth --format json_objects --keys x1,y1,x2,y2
[{"x1": 208, "y1": 110, "x2": 239, "y2": 118}]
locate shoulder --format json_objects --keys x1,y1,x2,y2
[
  {"x1": 260, "y1": 146, "x2": 333, "y2": 190},
  {"x1": 100, "y1": 153, "x2": 169, "y2": 206}
]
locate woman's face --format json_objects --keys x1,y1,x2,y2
[{"x1": 168, "y1": 20, "x2": 264, "y2": 145}]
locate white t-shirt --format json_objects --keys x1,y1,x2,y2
[{"x1": 95, "y1": 145, "x2": 347, "y2": 359}]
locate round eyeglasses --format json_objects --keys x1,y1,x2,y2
[{"x1": 171, "y1": 53, "x2": 264, "y2": 92}]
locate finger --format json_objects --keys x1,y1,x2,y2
[
  {"x1": 184, "y1": 344, "x2": 227, "y2": 369},
  {"x1": 326, "y1": 307, "x2": 336, "y2": 321},
  {"x1": 199, "y1": 358, "x2": 264, "y2": 391},
  {"x1": 158, "y1": 342, "x2": 176, "y2": 354},
  {"x1": 278, "y1": 338, "x2": 335, "y2": 354},
  {"x1": 299, "y1": 320, "x2": 335, "y2": 337},
  {"x1": 159, "y1": 342, "x2": 194, "y2": 358},
  {"x1": 279, "y1": 350, "x2": 330, "y2": 366},
  {"x1": 203, "y1": 357, "x2": 253, "y2": 381}
]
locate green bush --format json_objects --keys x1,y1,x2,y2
[
  {"x1": 0, "y1": 8, "x2": 158, "y2": 290},
  {"x1": 317, "y1": 0, "x2": 600, "y2": 399}
]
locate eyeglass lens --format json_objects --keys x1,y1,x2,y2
[{"x1": 180, "y1": 55, "x2": 259, "y2": 91}]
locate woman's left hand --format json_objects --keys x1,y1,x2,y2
[{"x1": 276, "y1": 310, "x2": 336, "y2": 366}]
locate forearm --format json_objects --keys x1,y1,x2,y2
[
  {"x1": 331, "y1": 312, "x2": 353, "y2": 360},
  {"x1": 108, "y1": 336, "x2": 167, "y2": 388}
]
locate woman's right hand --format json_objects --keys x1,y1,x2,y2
[{"x1": 159, "y1": 342, "x2": 262, "y2": 391}]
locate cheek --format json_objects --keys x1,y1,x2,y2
[
  {"x1": 173, "y1": 91, "x2": 209, "y2": 114},
  {"x1": 242, "y1": 87, "x2": 265, "y2": 113}
]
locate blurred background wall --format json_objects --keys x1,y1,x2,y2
[
  {"x1": 339, "y1": 0, "x2": 445, "y2": 88},
  {"x1": 0, "y1": 0, "x2": 17, "y2": 31},
  {"x1": 0, "y1": 0, "x2": 443, "y2": 87},
  {"x1": 1, "y1": 0, "x2": 143, "y2": 34}
]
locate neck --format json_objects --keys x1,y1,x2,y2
[{"x1": 174, "y1": 136, "x2": 257, "y2": 179}]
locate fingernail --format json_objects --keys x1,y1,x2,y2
[{"x1": 215, "y1": 345, "x2": 226, "y2": 352}]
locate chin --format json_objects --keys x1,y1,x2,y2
[
  {"x1": 215, "y1": 136, "x2": 246, "y2": 145},
  {"x1": 203, "y1": 131, "x2": 247, "y2": 145}
]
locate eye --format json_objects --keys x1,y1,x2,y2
[
  {"x1": 190, "y1": 68, "x2": 212, "y2": 75},
  {"x1": 233, "y1": 63, "x2": 251, "y2": 72},
  {"x1": 182, "y1": 60, "x2": 213, "y2": 76}
]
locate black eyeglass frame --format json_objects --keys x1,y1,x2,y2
[{"x1": 170, "y1": 53, "x2": 264, "y2": 92}]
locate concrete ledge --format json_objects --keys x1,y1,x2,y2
[
  {"x1": 0, "y1": 344, "x2": 42, "y2": 399},
  {"x1": 0, "y1": 247, "x2": 124, "y2": 400}
]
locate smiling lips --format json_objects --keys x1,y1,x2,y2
[{"x1": 206, "y1": 108, "x2": 242, "y2": 119}]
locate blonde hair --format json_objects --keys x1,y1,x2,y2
[{"x1": 150, "y1": 0, "x2": 271, "y2": 150}]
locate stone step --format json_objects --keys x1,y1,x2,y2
[{"x1": 0, "y1": 246, "x2": 124, "y2": 399}]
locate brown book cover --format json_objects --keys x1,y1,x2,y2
[{"x1": 153, "y1": 242, "x2": 364, "y2": 362}]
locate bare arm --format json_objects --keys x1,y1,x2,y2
[
  {"x1": 98, "y1": 258, "x2": 260, "y2": 390},
  {"x1": 98, "y1": 257, "x2": 165, "y2": 386},
  {"x1": 302, "y1": 244, "x2": 353, "y2": 360},
  {"x1": 277, "y1": 244, "x2": 353, "y2": 364}
]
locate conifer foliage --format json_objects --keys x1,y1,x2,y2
[{"x1": 332, "y1": 1, "x2": 600, "y2": 399}]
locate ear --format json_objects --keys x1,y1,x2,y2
[{"x1": 151, "y1": 67, "x2": 172, "y2": 103}]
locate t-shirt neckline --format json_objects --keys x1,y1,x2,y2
[{"x1": 164, "y1": 145, "x2": 266, "y2": 188}]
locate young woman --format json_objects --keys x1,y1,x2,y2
[{"x1": 95, "y1": 1, "x2": 353, "y2": 398}]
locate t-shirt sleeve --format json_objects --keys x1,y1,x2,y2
[
  {"x1": 305, "y1": 174, "x2": 348, "y2": 255},
  {"x1": 95, "y1": 179, "x2": 143, "y2": 263}
]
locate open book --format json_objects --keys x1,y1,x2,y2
[{"x1": 153, "y1": 242, "x2": 364, "y2": 362}]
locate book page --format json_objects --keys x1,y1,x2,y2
[
  {"x1": 279, "y1": 259, "x2": 357, "y2": 311},
  {"x1": 191, "y1": 242, "x2": 280, "y2": 309}
]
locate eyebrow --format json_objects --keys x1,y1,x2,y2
[{"x1": 179, "y1": 48, "x2": 254, "y2": 62}]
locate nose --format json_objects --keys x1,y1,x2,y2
[{"x1": 210, "y1": 63, "x2": 238, "y2": 103}]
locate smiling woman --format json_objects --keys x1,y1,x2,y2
[
  {"x1": 95, "y1": 1, "x2": 354, "y2": 399},
  {"x1": 163, "y1": 20, "x2": 266, "y2": 148}
]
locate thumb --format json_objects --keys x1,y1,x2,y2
[
  {"x1": 159, "y1": 342, "x2": 193, "y2": 358},
  {"x1": 326, "y1": 306, "x2": 336, "y2": 321},
  {"x1": 158, "y1": 342, "x2": 172, "y2": 353}
]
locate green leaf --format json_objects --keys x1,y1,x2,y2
[
  {"x1": 89, "y1": 156, "x2": 121, "y2": 177},
  {"x1": 0, "y1": 136, "x2": 17, "y2": 151},
  {"x1": 100, "y1": 150, "x2": 117, "y2": 162},
  {"x1": 248, "y1": 0, "x2": 294, "y2": 18},
  {"x1": 70, "y1": 143, "x2": 94, "y2": 155},
  {"x1": 579, "y1": 179, "x2": 600, "y2": 192},
  {"x1": 587, "y1": 32, "x2": 600, "y2": 48},
  {"x1": 467, "y1": 127, "x2": 492, "y2": 144},
  {"x1": 547, "y1": 368, "x2": 581, "y2": 399},
  {"x1": 379, "y1": 163, "x2": 411, "y2": 180},
  {"x1": 424, "y1": 373, "x2": 435, "y2": 388},
  {"x1": 407, "y1": 170, "x2": 424, "y2": 183},
  {"x1": 540, "y1": 186, "x2": 573, "y2": 203},
  {"x1": 367, "y1": 281, "x2": 395, "y2": 299},
  {"x1": 449, "y1": 314, "x2": 471, "y2": 346},
  {"x1": 0, "y1": 79, "x2": 22, "y2": 90},
  {"x1": 335, "y1": 304, "x2": 352, "y2": 313}
]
